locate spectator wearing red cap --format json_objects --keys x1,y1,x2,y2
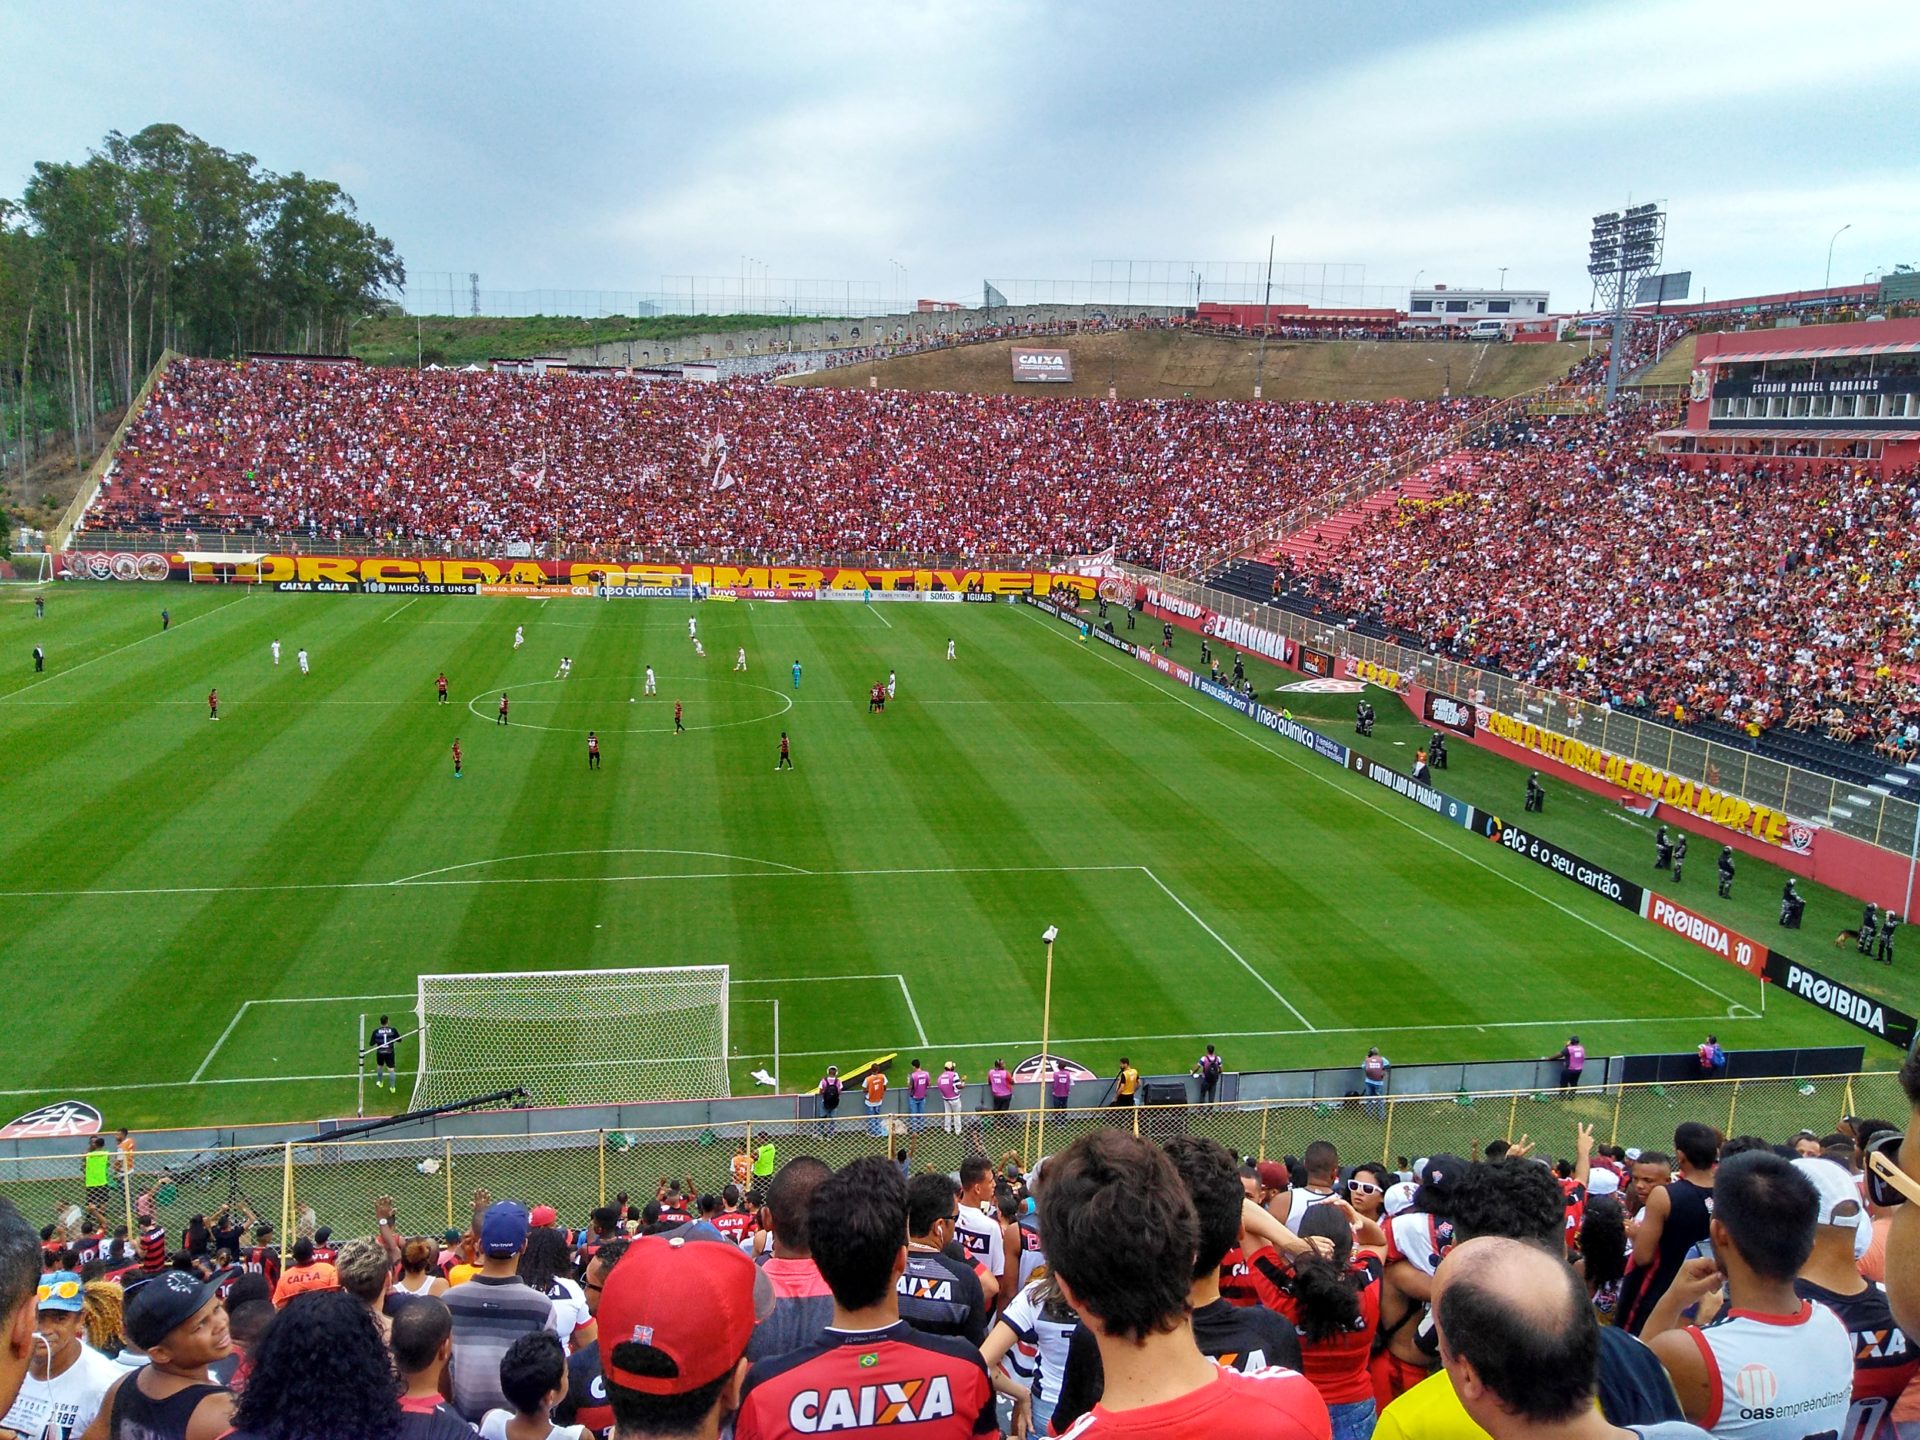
[
  {"x1": 1039, "y1": 1131, "x2": 1330, "y2": 1438},
  {"x1": 733, "y1": 1157, "x2": 997, "y2": 1440},
  {"x1": 594, "y1": 1232, "x2": 763, "y2": 1440}
]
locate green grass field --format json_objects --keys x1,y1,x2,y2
[{"x1": 2, "y1": 585, "x2": 1910, "y2": 1133}]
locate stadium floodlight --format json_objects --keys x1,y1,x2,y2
[
  {"x1": 1586, "y1": 199, "x2": 1666, "y2": 405},
  {"x1": 1038, "y1": 926, "x2": 1060, "y2": 1157}
]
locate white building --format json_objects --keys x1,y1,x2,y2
[{"x1": 1405, "y1": 285, "x2": 1550, "y2": 331}]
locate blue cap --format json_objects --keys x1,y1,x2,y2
[
  {"x1": 36, "y1": 1271, "x2": 84, "y2": 1313},
  {"x1": 481, "y1": 1200, "x2": 530, "y2": 1257}
]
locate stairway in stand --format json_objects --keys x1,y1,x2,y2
[{"x1": 1265, "y1": 452, "x2": 1478, "y2": 565}]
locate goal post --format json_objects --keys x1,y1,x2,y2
[{"x1": 412, "y1": 965, "x2": 731, "y2": 1109}]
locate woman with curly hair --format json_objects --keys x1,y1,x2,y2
[
  {"x1": 1269, "y1": 1204, "x2": 1382, "y2": 1440},
  {"x1": 81, "y1": 1279, "x2": 125, "y2": 1358},
  {"x1": 1575, "y1": 1193, "x2": 1629, "y2": 1320},
  {"x1": 223, "y1": 1290, "x2": 402, "y2": 1440}
]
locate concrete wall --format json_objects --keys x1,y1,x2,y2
[{"x1": 555, "y1": 302, "x2": 1187, "y2": 371}]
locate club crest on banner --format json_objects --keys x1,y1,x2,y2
[
  {"x1": 1012, "y1": 1054, "x2": 1098, "y2": 1084},
  {"x1": 0, "y1": 1101, "x2": 104, "y2": 1139}
]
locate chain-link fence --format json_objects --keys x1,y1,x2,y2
[{"x1": 6, "y1": 1073, "x2": 1900, "y2": 1249}]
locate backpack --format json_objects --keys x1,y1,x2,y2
[{"x1": 1710, "y1": 1043, "x2": 1727, "y2": 1068}]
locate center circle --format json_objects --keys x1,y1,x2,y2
[{"x1": 464, "y1": 674, "x2": 795, "y2": 735}]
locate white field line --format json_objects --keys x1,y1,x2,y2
[
  {"x1": 192, "y1": 992, "x2": 417, "y2": 1082},
  {"x1": 866, "y1": 604, "x2": 893, "y2": 630},
  {"x1": 191, "y1": 1004, "x2": 253, "y2": 1083},
  {"x1": 896, "y1": 975, "x2": 930, "y2": 1047},
  {"x1": 1017, "y1": 606, "x2": 1755, "y2": 1013},
  {"x1": 382, "y1": 596, "x2": 421, "y2": 623},
  {"x1": 1141, "y1": 867, "x2": 1315, "y2": 1030},
  {"x1": 0, "y1": 595, "x2": 249, "y2": 702}
]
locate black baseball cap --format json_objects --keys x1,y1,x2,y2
[{"x1": 125, "y1": 1270, "x2": 214, "y2": 1350}]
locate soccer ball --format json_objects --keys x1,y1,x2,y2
[{"x1": 630, "y1": 697, "x2": 635, "y2": 703}]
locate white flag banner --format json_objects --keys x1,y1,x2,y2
[{"x1": 704, "y1": 433, "x2": 734, "y2": 491}]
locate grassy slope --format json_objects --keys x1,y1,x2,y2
[
  {"x1": 782, "y1": 332, "x2": 1587, "y2": 402},
  {"x1": 0, "y1": 587, "x2": 1902, "y2": 1135},
  {"x1": 349, "y1": 313, "x2": 828, "y2": 368},
  {"x1": 1632, "y1": 333, "x2": 1699, "y2": 387}
]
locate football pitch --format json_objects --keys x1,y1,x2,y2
[{"x1": 1, "y1": 584, "x2": 1907, "y2": 1130}]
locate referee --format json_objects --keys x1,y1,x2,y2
[{"x1": 368, "y1": 1016, "x2": 401, "y2": 1092}]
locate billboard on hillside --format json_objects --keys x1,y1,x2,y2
[{"x1": 1012, "y1": 348, "x2": 1073, "y2": 382}]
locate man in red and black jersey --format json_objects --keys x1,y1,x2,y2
[
  {"x1": 242, "y1": 1223, "x2": 281, "y2": 1290},
  {"x1": 1042, "y1": 1131, "x2": 1329, "y2": 1439},
  {"x1": 733, "y1": 1156, "x2": 996, "y2": 1439},
  {"x1": 1793, "y1": 1154, "x2": 1918, "y2": 1438},
  {"x1": 712, "y1": 1185, "x2": 755, "y2": 1247}
]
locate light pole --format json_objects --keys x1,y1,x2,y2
[
  {"x1": 1825, "y1": 223, "x2": 1852, "y2": 292},
  {"x1": 1498, "y1": 266, "x2": 1508, "y2": 291},
  {"x1": 1037, "y1": 925, "x2": 1059, "y2": 1159}
]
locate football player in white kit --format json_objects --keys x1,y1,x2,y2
[
  {"x1": 688, "y1": 615, "x2": 697, "y2": 639},
  {"x1": 555, "y1": 656, "x2": 571, "y2": 679},
  {"x1": 644, "y1": 666, "x2": 657, "y2": 696},
  {"x1": 946, "y1": 638, "x2": 955, "y2": 661},
  {"x1": 735, "y1": 648, "x2": 747, "y2": 672},
  {"x1": 514, "y1": 625, "x2": 525, "y2": 649},
  {"x1": 297, "y1": 647, "x2": 309, "y2": 674},
  {"x1": 271, "y1": 639, "x2": 281, "y2": 666},
  {"x1": 886, "y1": 669, "x2": 897, "y2": 700}
]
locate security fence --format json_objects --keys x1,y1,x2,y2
[{"x1": 7, "y1": 1072, "x2": 1901, "y2": 1248}]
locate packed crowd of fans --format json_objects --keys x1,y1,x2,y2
[
  {"x1": 13, "y1": 1072, "x2": 1920, "y2": 1440},
  {"x1": 1280, "y1": 403, "x2": 1920, "y2": 750},
  {"x1": 90, "y1": 359, "x2": 1479, "y2": 573}
]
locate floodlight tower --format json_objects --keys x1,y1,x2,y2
[{"x1": 1587, "y1": 202, "x2": 1665, "y2": 406}]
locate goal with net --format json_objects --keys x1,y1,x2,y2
[{"x1": 412, "y1": 966, "x2": 730, "y2": 1109}]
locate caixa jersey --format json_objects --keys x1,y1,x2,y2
[{"x1": 733, "y1": 1322, "x2": 995, "y2": 1438}]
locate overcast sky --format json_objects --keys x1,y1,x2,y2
[{"x1": 4, "y1": 1, "x2": 1915, "y2": 316}]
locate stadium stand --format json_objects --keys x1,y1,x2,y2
[
  {"x1": 86, "y1": 358, "x2": 1476, "y2": 573},
  {"x1": 21, "y1": 1080, "x2": 1920, "y2": 1439},
  {"x1": 1258, "y1": 401, "x2": 1920, "y2": 762}
]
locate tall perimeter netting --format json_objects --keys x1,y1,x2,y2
[{"x1": 413, "y1": 966, "x2": 730, "y2": 1108}]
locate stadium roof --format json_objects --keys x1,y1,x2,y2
[
  {"x1": 1705, "y1": 339, "x2": 1920, "y2": 365},
  {"x1": 1659, "y1": 427, "x2": 1916, "y2": 441}
]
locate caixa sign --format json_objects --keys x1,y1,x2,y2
[{"x1": 1424, "y1": 691, "x2": 1477, "y2": 736}]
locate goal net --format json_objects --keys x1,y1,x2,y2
[{"x1": 413, "y1": 966, "x2": 730, "y2": 1109}]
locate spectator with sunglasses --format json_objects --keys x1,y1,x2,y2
[
  {"x1": 1345, "y1": 1167, "x2": 1393, "y2": 1226},
  {"x1": 1, "y1": 1272, "x2": 122, "y2": 1439}
]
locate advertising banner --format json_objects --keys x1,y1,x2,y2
[
  {"x1": 961, "y1": 593, "x2": 998, "y2": 604},
  {"x1": 1135, "y1": 648, "x2": 1194, "y2": 685},
  {"x1": 1206, "y1": 613, "x2": 1291, "y2": 665},
  {"x1": 1299, "y1": 646, "x2": 1334, "y2": 678},
  {"x1": 1148, "y1": 588, "x2": 1205, "y2": 620},
  {"x1": 1342, "y1": 657, "x2": 1410, "y2": 694},
  {"x1": 1092, "y1": 627, "x2": 1136, "y2": 655},
  {"x1": 1763, "y1": 954, "x2": 1918, "y2": 1049},
  {"x1": 1477, "y1": 816, "x2": 1645, "y2": 912},
  {"x1": 1345, "y1": 751, "x2": 1478, "y2": 830},
  {"x1": 1011, "y1": 348, "x2": 1074, "y2": 382},
  {"x1": 1480, "y1": 711, "x2": 1815, "y2": 854},
  {"x1": 1424, "y1": 691, "x2": 1477, "y2": 736},
  {"x1": 1195, "y1": 678, "x2": 1255, "y2": 715},
  {"x1": 165, "y1": 553, "x2": 1097, "y2": 599},
  {"x1": 479, "y1": 582, "x2": 596, "y2": 598},
  {"x1": 1638, "y1": 893, "x2": 1766, "y2": 976}
]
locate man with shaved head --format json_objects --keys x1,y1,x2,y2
[
  {"x1": 1436, "y1": 1236, "x2": 1708, "y2": 1439},
  {"x1": 1373, "y1": 1156, "x2": 1686, "y2": 1439}
]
